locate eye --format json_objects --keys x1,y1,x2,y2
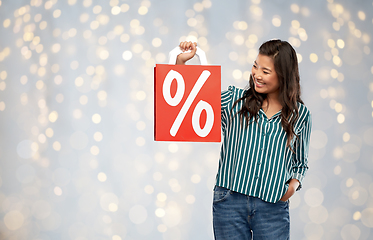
[
  {"x1": 263, "y1": 71, "x2": 269, "y2": 74},
  {"x1": 253, "y1": 64, "x2": 257, "y2": 69}
]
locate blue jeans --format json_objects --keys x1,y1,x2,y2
[{"x1": 213, "y1": 186, "x2": 290, "y2": 240}]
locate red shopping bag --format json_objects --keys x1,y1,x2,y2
[{"x1": 154, "y1": 47, "x2": 221, "y2": 142}]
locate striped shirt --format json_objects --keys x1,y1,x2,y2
[{"x1": 216, "y1": 85, "x2": 312, "y2": 203}]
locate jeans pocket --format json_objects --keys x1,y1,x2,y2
[
  {"x1": 213, "y1": 186, "x2": 231, "y2": 203},
  {"x1": 277, "y1": 199, "x2": 289, "y2": 210}
]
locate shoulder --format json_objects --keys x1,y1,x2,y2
[
  {"x1": 222, "y1": 85, "x2": 247, "y2": 99},
  {"x1": 296, "y1": 102, "x2": 311, "y2": 123}
]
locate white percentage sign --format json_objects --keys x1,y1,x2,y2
[{"x1": 163, "y1": 70, "x2": 214, "y2": 138}]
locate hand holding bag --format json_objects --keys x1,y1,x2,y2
[{"x1": 154, "y1": 46, "x2": 221, "y2": 142}]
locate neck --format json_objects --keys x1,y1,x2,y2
[{"x1": 265, "y1": 92, "x2": 281, "y2": 107}]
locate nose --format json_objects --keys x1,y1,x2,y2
[
  {"x1": 254, "y1": 70, "x2": 262, "y2": 79},
  {"x1": 252, "y1": 67, "x2": 260, "y2": 79}
]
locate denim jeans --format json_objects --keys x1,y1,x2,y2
[{"x1": 213, "y1": 186, "x2": 290, "y2": 240}]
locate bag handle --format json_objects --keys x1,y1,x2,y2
[{"x1": 168, "y1": 46, "x2": 208, "y2": 65}]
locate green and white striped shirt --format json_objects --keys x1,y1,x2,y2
[{"x1": 216, "y1": 85, "x2": 312, "y2": 203}]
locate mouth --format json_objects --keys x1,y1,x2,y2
[{"x1": 254, "y1": 77, "x2": 265, "y2": 87}]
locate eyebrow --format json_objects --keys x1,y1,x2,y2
[{"x1": 254, "y1": 61, "x2": 272, "y2": 72}]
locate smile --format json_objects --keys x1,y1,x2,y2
[{"x1": 254, "y1": 77, "x2": 265, "y2": 87}]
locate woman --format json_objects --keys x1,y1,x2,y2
[{"x1": 176, "y1": 39, "x2": 312, "y2": 239}]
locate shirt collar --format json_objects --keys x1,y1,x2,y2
[{"x1": 259, "y1": 108, "x2": 282, "y2": 120}]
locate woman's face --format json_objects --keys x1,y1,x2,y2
[{"x1": 251, "y1": 54, "x2": 280, "y2": 98}]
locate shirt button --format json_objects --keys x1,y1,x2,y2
[
  {"x1": 255, "y1": 176, "x2": 259, "y2": 179},
  {"x1": 258, "y1": 162, "x2": 262, "y2": 165}
]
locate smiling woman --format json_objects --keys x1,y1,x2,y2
[{"x1": 177, "y1": 39, "x2": 311, "y2": 239}]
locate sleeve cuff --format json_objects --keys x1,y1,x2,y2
[{"x1": 292, "y1": 172, "x2": 305, "y2": 191}]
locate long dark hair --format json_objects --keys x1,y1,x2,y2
[{"x1": 233, "y1": 39, "x2": 303, "y2": 151}]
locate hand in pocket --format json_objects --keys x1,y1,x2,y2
[{"x1": 280, "y1": 179, "x2": 299, "y2": 202}]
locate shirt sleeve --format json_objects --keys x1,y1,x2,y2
[
  {"x1": 221, "y1": 86, "x2": 235, "y2": 130},
  {"x1": 292, "y1": 111, "x2": 312, "y2": 191}
]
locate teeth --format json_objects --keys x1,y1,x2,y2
[{"x1": 255, "y1": 78, "x2": 264, "y2": 85}]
